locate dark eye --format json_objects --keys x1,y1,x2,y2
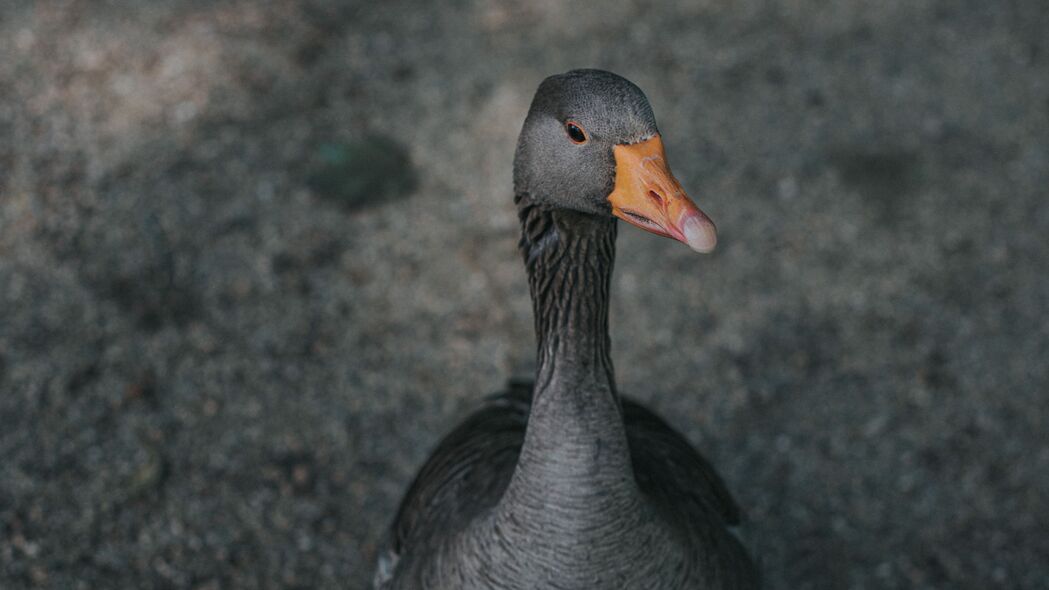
[{"x1": 565, "y1": 121, "x2": 587, "y2": 144}]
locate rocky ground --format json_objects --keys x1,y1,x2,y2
[{"x1": 1, "y1": 1, "x2": 1047, "y2": 588}]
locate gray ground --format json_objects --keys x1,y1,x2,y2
[{"x1": 1, "y1": 1, "x2": 1047, "y2": 588}]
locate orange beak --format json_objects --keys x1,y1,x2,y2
[{"x1": 607, "y1": 135, "x2": 717, "y2": 253}]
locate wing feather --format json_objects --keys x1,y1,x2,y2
[{"x1": 375, "y1": 381, "x2": 753, "y2": 587}]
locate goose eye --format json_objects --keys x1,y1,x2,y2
[{"x1": 565, "y1": 122, "x2": 587, "y2": 144}]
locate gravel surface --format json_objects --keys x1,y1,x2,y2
[{"x1": 1, "y1": 1, "x2": 1047, "y2": 588}]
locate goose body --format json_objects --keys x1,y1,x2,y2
[{"x1": 374, "y1": 70, "x2": 758, "y2": 589}]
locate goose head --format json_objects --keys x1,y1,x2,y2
[{"x1": 513, "y1": 69, "x2": 717, "y2": 253}]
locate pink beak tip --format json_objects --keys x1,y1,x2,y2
[{"x1": 681, "y1": 215, "x2": 717, "y2": 254}]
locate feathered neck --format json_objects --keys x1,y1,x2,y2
[{"x1": 493, "y1": 195, "x2": 640, "y2": 541}]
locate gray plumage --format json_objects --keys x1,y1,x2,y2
[{"x1": 374, "y1": 70, "x2": 759, "y2": 589}]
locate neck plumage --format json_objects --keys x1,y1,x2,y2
[
  {"x1": 524, "y1": 200, "x2": 616, "y2": 392},
  {"x1": 494, "y1": 196, "x2": 640, "y2": 538}
]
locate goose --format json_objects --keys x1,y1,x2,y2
[{"x1": 374, "y1": 69, "x2": 758, "y2": 589}]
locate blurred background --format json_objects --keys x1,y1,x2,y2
[{"x1": 1, "y1": 1, "x2": 1047, "y2": 588}]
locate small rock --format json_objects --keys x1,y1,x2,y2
[{"x1": 307, "y1": 136, "x2": 417, "y2": 211}]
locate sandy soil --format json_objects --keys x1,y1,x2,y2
[{"x1": 1, "y1": 1, "x2": 1047, "y2": 588}]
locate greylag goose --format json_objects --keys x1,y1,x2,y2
[{"x1": 374, "y1": 69, "x2": 758, "y2": 589}]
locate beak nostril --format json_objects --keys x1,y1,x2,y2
[{"x1": 647, "y1": 190, "x2": 664, "y2": 207}]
